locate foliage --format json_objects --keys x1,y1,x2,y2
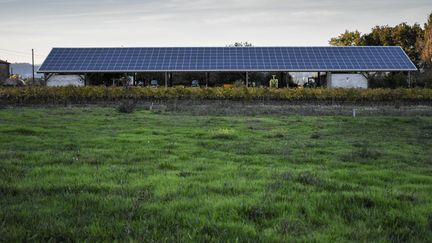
[
  {"x1": 117, "y1": 99, "x2": 136, "y2": 113},
  {"x1": 369, "y1": 73, "x2": 411, "y2": 88},
  {"x1": 421, "y1": 12, "x2": 432, "y2": 64},
  {"x1": 227, "y1": 41, "x2": 253, "y2": 47},
  {"x1": 24, "y1": 77, "x2": 45, "y2": 86},
  {"x1": 233, "y1": 80, "x2": 245, "y2": 88},
  {"x1": 329, "y1": 21, "x2": 424, "y2": 66},
  {"x1": 0, "y1": 108, "x2": 432, "y2": 241},
  {"x1": 365, "y1": 23, "x2": 424, "y2": 48},
  {"x1": 329, "y1": 30, "x2": 363, "y2": 46},
  {"x1": 413, "y1": 68, "x2": 432, "y2": 88},
  {"x1": 1, "y1": 86, "x2": 432, "y2": 103},
  {"x1": 329, "y1": 13, "x2": 432, "y2": 88}
]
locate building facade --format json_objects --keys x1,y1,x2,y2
[{"x1": 0, "y1": 59, "x2": 11, "y2": 83}]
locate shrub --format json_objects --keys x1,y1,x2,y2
[
  {"x1": 233, "y1": 80, "x2": 245, "y2": 88},
  {"x1": 0, "y1": 86, "x2": 432, "y2": 103},
  {"x1": 117, "y1": 99, "x2": 136, "y2": 113}
]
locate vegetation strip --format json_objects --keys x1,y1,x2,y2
[{"x1": 1, "y1": 87, "x2": 432, "y2": 103}]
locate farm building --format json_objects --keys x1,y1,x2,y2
[
  {"x1": 0, "y1": 59, "x2": 11, "y2": 83},
  {"x1": 38, "y1": 46, "x2": 417, "y2": 88}
]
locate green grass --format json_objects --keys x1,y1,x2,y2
[{"x1": 1, "y1": 107, "x2": 432, "y2": 242}]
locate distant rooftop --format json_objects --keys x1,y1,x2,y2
[{"x1": 0, "y1": 59, "x2": 10, "y2": 64}]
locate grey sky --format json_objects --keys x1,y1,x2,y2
[{"x1": 0, "y1": 0, "x2": 430, "y2": 63}]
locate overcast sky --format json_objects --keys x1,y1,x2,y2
[{"x1": 0, "y1": 0, "x2": 431, "y2": 63}]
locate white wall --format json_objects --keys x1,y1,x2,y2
[
  {"x1": 327, "y1": 73, "x2": 368, "y2": 89},
  {"x1": 47, "y1": 75, "x2": 84, "y2": 87}
]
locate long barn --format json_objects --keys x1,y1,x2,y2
[{"x1": 38, "y1": 46, "x2": 417, "y2": 88}]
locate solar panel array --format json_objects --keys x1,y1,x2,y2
[{"x1": 38, "y1": 47, "x2": 417, "y2": 73}]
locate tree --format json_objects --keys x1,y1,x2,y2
[
  {"x1": 421, "y1": 13, "x2": 432, "y2": 64},
  {"x1": 330, "y1": 23, "x2": 424, "y2": 66},
  {"x1": 329, "y1": 30, "x2": 362, "y2": 46},
  {"x1": 329, "y1": 13, "x2": 432, "y2": 87},
  {"x1": 392, "y1": 23, "x2": 423, "y2": 65},
  {"x1": 362, "y1": 25, "x2": 394, "y2": 46},
  {"x1": 227, "y1": 42, "x2": 253, "y2": 47}
]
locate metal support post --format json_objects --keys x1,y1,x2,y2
[
  {"x1": 169, "y1": 73, "x2": 173, "y2": 86},
  {"x1": 246, "y1": 72, "x2": 249, "y2": 87},
  {"x1": 31, "y1": 49, "x2": 35, "y2": 82},
  {"x1": 408, "y1": 71, "x2": 411, "y2": 88}
]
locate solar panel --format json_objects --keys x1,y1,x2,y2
[{"x1": 38, "y1": 46, "x2": 417, "y2": 73}]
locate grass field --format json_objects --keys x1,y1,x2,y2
[{"x1": 1, "y1": 107, "x2": 432, "y2": 242}]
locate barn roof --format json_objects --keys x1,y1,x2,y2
[{"x1": 38, "y1": 46, "x2": 417, "y2": 73}]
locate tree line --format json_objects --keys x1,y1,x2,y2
[{"x1": 329, "y1": 12, "x2": 432, "y2": 87}]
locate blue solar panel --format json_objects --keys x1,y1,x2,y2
[{"x1": 38, "y1": 47, "x2": 417, "y2": 73}]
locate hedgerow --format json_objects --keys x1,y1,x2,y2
[{"x1": 0, "y1": 86, "x2": 431, "y2": 103}]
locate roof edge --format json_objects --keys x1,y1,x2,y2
[{"x1": 49, "y1": 46, "x2": 405, "y2": 49}]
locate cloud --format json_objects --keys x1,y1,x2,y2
[{"x1": 0, "y1": 0, "x2": 431, "y2": 62}]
